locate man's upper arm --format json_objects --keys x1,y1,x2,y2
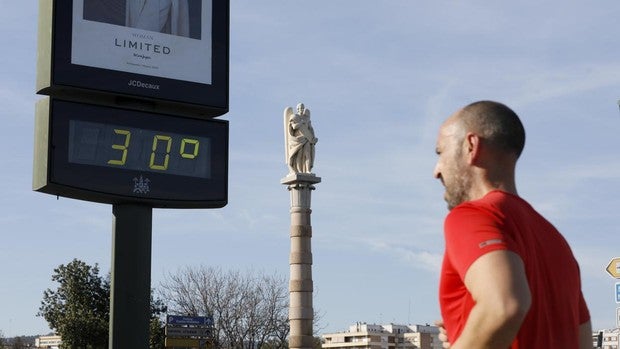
[
  {"x1": 452, "y1": 250, "x2": 532, "y2": 348},
  {"x1": 464, "y1": 250, "x2": 531, "y2": 311},
  {"x1": 579, "y1": 321, "x2": 592, "y2": 349}
]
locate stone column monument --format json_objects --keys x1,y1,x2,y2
[{"x1": 282, "y1": 103, "x2": 320, "y2": 349}]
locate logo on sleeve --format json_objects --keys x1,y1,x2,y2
[{"x1": 479, "y1": 239, "x2": 503, "y2": 248}]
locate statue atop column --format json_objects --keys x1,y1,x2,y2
[{"x1": 284, "y1": 103, "x2": 318, "y2": 174}]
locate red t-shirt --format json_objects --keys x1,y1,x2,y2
[{"x1": 439, "y1": 190, "x2": 590, "y2": 348}]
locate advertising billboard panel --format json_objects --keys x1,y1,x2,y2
[{"x1": 37, "y1": 0, "x2": 229, "y2": 117}]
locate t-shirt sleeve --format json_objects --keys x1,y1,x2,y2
[{"x1": 444, "y1": 204, "x2": 510, "y2": 279}]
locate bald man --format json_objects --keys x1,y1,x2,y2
[{"x1": 433, "y1": 101, "x2": 591, "y2": 348}]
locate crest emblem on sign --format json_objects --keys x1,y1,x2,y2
[{"x1": 133, "y1": 175, "x2": 151, "y2": 194}]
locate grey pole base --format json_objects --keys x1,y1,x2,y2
[{"x1": 109, "y1": 204, "x2": 153, "y2": 349}]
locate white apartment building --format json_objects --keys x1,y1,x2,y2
[
  {"x1": 35, "y1": 335, "x2": 62, "y2": 349},
  {"x1": 322, "y1": 323, "x2": 441, "y2": 349},
  {"x1": 593, "y1": 328, "x2": 620, "y2": 349}
]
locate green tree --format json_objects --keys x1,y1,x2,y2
[
  {"x1": 149, "y1": 292, "x2": 167, "y2": 349},
  {"x1": 149, "y1": 316, "x2": 165, "y2": 349},
  {"x1": 38, "y1": 259, "x2": 109, "y2": 349},
  {"x1": 39, "y1": 259, "x2": 168, "y2": 349}
]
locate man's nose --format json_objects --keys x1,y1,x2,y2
[{"x1": 433, "y1": 163, "x2": 441, "y2": 179}]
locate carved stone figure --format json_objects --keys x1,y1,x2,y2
[{"x1": 284, "y1": 103, "x2": 318, "y2": 174}]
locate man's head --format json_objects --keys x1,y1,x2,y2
[
  {"x1": 459, "y1": 101, "x2": 526, "y2": 158},
  {"x1": 433, "y1": 101, "x2": 525, "y2": 210},
  {"x1": 296, "y1": 103, "x2": 305, "y2": 115}
]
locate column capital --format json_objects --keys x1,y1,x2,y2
[{"x1": 280, "y1": 173, "x2": 322, "y2": 186}]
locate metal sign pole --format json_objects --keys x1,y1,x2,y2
[{"x1": 109, "y1": 204, "x2": 153, "y2": 349}]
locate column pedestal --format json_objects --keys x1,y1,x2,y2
[{"x1": 281, "y1": 173, "x2": 321, "y2": 349}]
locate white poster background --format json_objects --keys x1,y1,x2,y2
[{"x1": 71, "y1": 0, "x2": 212, "y2": 85}]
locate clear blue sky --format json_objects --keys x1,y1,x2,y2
[{"x1": 2, "y1": 1, "x2": 620, "y2": 337}]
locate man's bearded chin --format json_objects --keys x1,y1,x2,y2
[{"x1": 445, "y1": 175, "x2": 471, "y2": 210}]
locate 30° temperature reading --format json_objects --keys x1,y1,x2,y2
[{"x1": 68, "y1": 120, "x2": 211, "y2": 178}]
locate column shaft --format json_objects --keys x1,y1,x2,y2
[{"x1": 282, "y1": 174, "x2": 320, "y2": 349}]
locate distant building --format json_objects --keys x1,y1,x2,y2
[
  {"x1": 593, "y1": 328, "x2": 619, "y2": 349},
  {"x1": 322, "y1": 322, "x2": 441, "y2": 349},
  {"x1": 35, "y1": 335, "x2": 62, "y2": 349}
]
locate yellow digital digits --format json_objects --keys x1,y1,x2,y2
[
  {"x1": 150, "y1": 135, "x2": 172, "y2": 170},
  {"x1": 107, "y1": 129, "x2": 131, "y2": 165},
  {"x1": 180, "y1": 138, "x2": 200, "y2": 159},
  {"x1": 107, "y1": 129, "x2": 200, "y2": 171}
]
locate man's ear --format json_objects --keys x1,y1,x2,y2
[{"x1": 465, "y1": 132, "x2": 482, "y2": 164}]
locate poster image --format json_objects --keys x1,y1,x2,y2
[{"x1": 72, "y1": 0, "x2": 212, "y2": 85}]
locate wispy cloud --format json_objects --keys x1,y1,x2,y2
[{"x1": 365, "y1": 239, "x2": 443, "y2": 274}]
